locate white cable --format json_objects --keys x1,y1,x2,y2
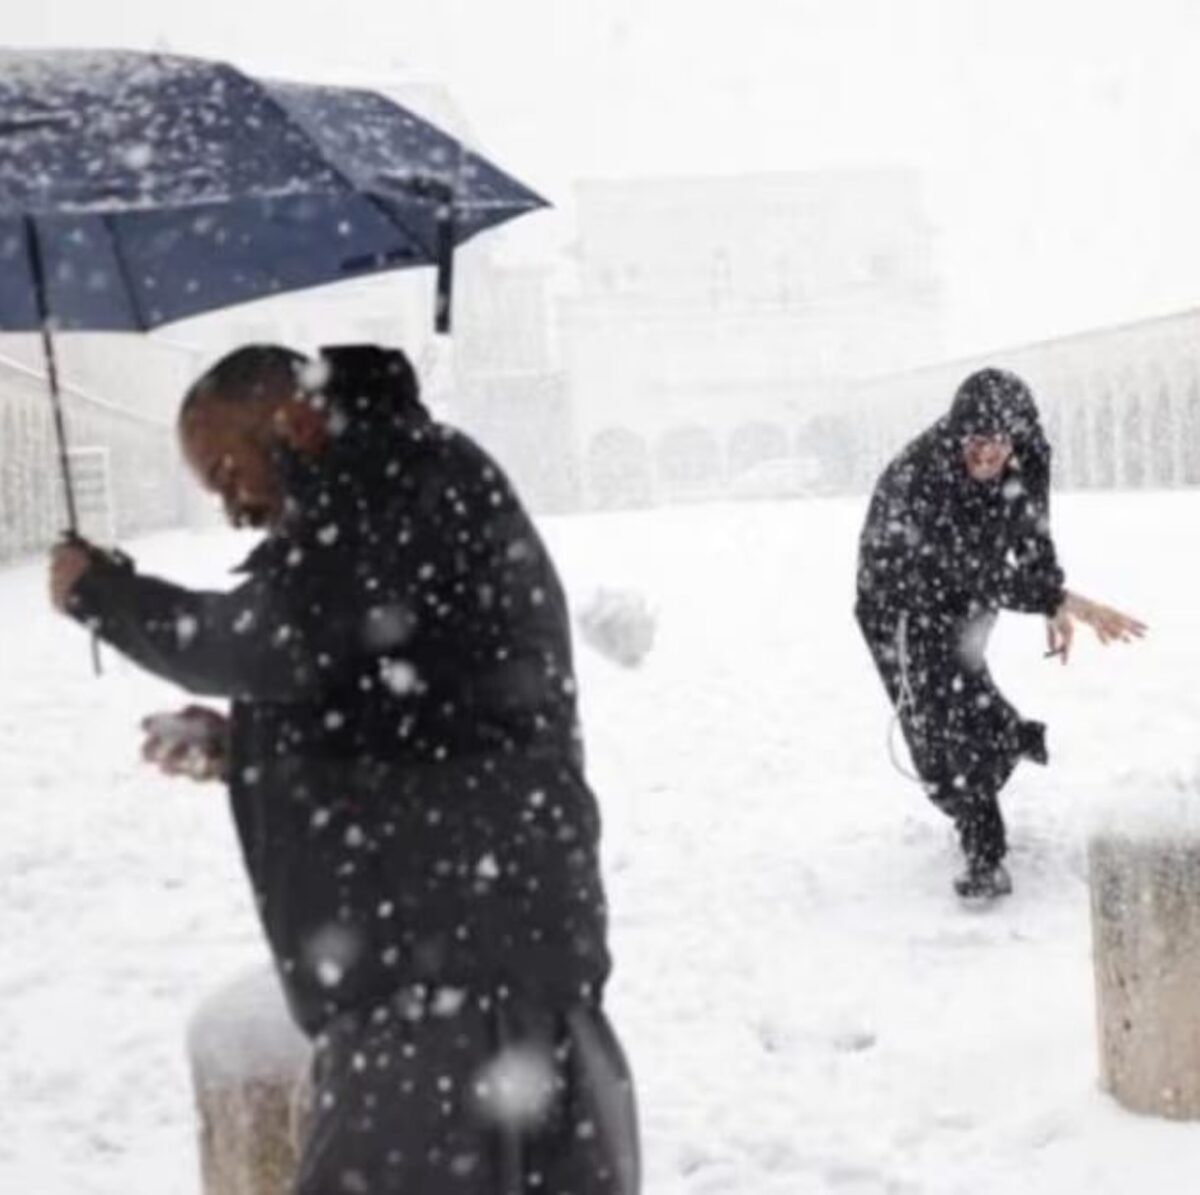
[{"x1": 887, "y1": 610, "x2": 925, "y2": 784}]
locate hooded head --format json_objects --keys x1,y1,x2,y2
[
  {"x1": 945, "y1": 368, "x2": 1049, "y2": 485},
  {"x1": 948, "y1": 368, "x2": 1041, "y2": 442}
]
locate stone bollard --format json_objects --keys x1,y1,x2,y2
[
  {"x1": 1090, "y1": 830, "x2": 1200, "y2": 1119},
  {"x1": 188, "y1": 967, "x2": 313, "y2": 1195}
]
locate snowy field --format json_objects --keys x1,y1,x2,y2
[{"x1": 2, "y1": 488, "x2": 1199, "y2": 1194}]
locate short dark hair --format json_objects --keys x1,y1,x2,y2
[{"x1": 181, "y1": 344, "x2": 309, "y2": 418}]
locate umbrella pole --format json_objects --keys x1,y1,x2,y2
[
  {"x1": 23, "y1": 216, "x2": 80, "y2": 533},
  {"x1": 37, "y1": 325, "x2": 83, "y2": 535},
  {"x1": 24, "y1": 216, "x2": 101, "y2": 675}
]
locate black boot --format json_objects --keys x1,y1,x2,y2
[
  {"x1": 952, "y1": 789, "x2": 1009, "y2": 901},
  {"x1": 1017, "y1": 720, "x2": 1048, "y2": 765},
  {"x1": 953, "y1": 858, "x2": 1013, "y2": 901}
]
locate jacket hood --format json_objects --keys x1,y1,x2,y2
[
  {"x1": 318, "y1": 343, "x2": 429, "y2": 427},
  {"x1": 947, "y1": 368, "x2": 1041, "y2": 443},
  {"x1": 940, "y1": 367, "x2": 1051, "y2": 489},
  {"x1": 261, "y1": 344, "x2": 432, "y2": 545}
]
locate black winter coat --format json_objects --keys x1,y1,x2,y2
[
  {"x1": 855, "y1": 370, "x2": 1066, "y2": 820},
  {"x1": 72, "y1": 348, "x2": 610, "y2": 1034}
]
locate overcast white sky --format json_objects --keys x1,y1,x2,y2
[{"x1": 8, "y1": 0, "x2": 1200, "y2": 357}]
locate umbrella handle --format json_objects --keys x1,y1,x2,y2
[
  {"x1": 59, "y1": 530, "x2": 104, "y2": 676},
  {"x1": 435, "y1": 206, "x2": 456, "y2": 334}
]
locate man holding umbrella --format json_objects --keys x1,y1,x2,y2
[
  {"x1": 49, "y1": 343, "x2": 640, "y2": 1194},
  {"x1": 856, "y1": 368, "x2": 1146, "y2": 901}
]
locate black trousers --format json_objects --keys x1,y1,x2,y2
[
  {"x1": 295, "y1": 986, "x2": 640, "y2": 1195},
  {"x1": 856, "y1": 599, "x2": 1047, "y2": 868}
]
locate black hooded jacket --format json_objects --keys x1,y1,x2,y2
[
  {"x1": 70, "y1": 346, "x2": 610, "y2": 1034},
  {"x1": 857, "y1": 368, "x2": 1066, "y2": 627}
]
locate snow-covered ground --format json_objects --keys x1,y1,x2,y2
[{"x1": 2, "y1": 489, "x2": 1198, "y2": 1194}]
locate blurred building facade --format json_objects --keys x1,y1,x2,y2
[
  {"x1": 8, "y1": 119, "x2": 1200, "y2": 563},
  {"x1": 849, "y1": 307, "x2": 1200, "y2": 494},
  {"x1": 451, "y1": 259, "x2": 578, "y2": 512},
  {"x1": 0, "y1": 335, "x2": 202, "y2": 560},
  {"x1": 559, "y1": 170, "x2": 945, "y2": 508}
]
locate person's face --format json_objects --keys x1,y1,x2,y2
[
  {"x1": 962, "y1": 434, "x2": 1014, "y2": 482},
  {"x1": 180, "y1": 397, "x2": 286, "y2": 530}
]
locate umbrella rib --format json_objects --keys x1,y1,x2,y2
[
  {"x1": 358, "y1": 187, "x2": 438, "y2": 264},
  {"x1": 101, "y1": 213, "x2": 150, "y2": 331},
  {"x1": 251, "y1": 86, "x2": 439, "y2": 262}
]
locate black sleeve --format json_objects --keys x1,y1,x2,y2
[
  {"x1": 991, "y1": 537, "x2": 1065, "y2": 616},
  {"x1": 987, "y1": 467, "x2": 1066, "y2": 617},
  {"x1": 67, "y1": 554, "x2": 358, "y2": 700}
]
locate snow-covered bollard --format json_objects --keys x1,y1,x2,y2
[
  {"x1": 1089, "y1": 775, "x2": 1200, "y2": 1119},
  {"x1": 188, "y1": 968, "x2": 313, "y2": 1194}
]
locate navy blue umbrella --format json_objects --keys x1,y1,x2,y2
[{"x1": 0, "y1": 48, "x2": 548, "y2": 532}]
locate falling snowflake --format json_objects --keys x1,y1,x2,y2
[
  {"x1": 379, "y1": 659, "x2": 419, "y2": 696},
  {"x1": 471, "y1": 1044, "x2": 556, "y2": 1129}
]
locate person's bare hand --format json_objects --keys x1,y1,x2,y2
[
  {"x1": 49, "y1": 540, "x2": 95, "y2": 613},
  {"x1": 1066, "y1": 592, "x2": 1148, "y2": 644},
  {"x1": 1048, "y1": 592, "x2": 1148, "y2": 662},
  {"x1": 140, "y1": 706, "x2": 229, "y2": 783},
  {"x1": 1046, "y1": 606, "x2": 1076, "y2": 664}
]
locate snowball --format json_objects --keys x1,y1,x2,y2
[{"x1": 576, "y1": 587, "x2": 657, "y2": 670}]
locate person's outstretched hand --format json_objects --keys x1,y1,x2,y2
[
  {"x1": 141, "y1": 706, "x2": 230, "y2": 783},
  {"x1": 1047, "y1": 592, "x2": 1148, "y2": 664}
]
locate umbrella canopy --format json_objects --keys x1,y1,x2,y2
[{"x1": 0, "y1": 49, "x2": 548, "y2": 332}]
